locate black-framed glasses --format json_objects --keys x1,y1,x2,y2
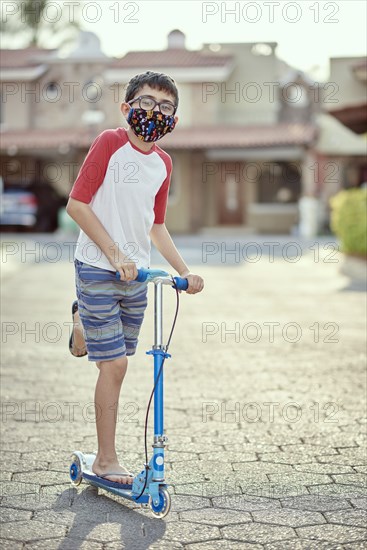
[{"x1": 128, "y1": 95, "x2": 177, "y2": 116}]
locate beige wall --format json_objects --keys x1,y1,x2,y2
[
  {"x1": 328, "y1": 57, "x2": 367, "y2": 107},
  {"x1": 1, "y1": 83, "x2": 29, "y2": 129},
  {"x1": 165, "y1": 151, "x2": 191, "y2": 233},
  {"x1": 1, "y1": 61, "x2": 111, "y2": 131},
  {"x1": 208, "y1": 43, "x2": 279, "y2": 125},
  {"x1": 247, "y1": 204, "x2": 299, "y2": 233}
]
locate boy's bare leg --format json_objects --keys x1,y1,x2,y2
[
  {"x1": 92, "y1": 357, "x2": 133, "y2": 484},
  {"x1": 71, "y1": 308, "x2": 87, "y2": 356}
]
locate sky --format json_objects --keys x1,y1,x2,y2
[{"x1": 2, "y1": 0, "x2": 366, "y2": 80}]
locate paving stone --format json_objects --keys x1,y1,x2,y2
[
  {"x1": 281, "y1": 495, "x2": 353, "y2": 512},
  {"x1": 198, "y1": 452, "x2": 257, "y2": 463},
  {"x1": 180, "y1": 507, "x2": 252, "y2": 526},
  {"x1": 174, "y1": 480, "x2": 242, "y2": 498},
  {"x1": 317, "y1": 451, "x2": 367, "y2": 466},
  {"x1": 307, "y1": 484, "x2": 367, "y2": 498},
  {"x1": 196, "y1": 460, "x2": 236, "y2": 475},
  {"x1": 331, "y1": 474, "x2": 367, "y2": 487},
  {"x1": 39, "y1": 483, "x2": 74, "y2": 498},
  {"x1": 162, "y1": 522, "x2": 221, "y2": 544},
  {"x1": 0, "y1": 520, "x2": 67, "y2": 541},
  {"x1": 293, "y1": 463, "x2": 355, "y2": 475},
  {"x1": 213, "y1": 494, "x2": 281, "y2": 512},
  {"x1": 223, "y1": 443, "x2": 280, "y2": 453},
  {"x1": 222, "y1": 523, "x2": 296, "y2": 543},
  {"x1": 33, "y1": 509, "x2": 105, "y2": 526},
  {"x1": 0, "y1": 493, "x2": 60, "y2": 511},
  {"x1": 186, "y1": 542, "x2": 262, "y2": 549},
  {"x1": 353, "y1": 466, "x2": 367, "y2": 474},
  {"x1": 0, "y1": 480, "x2": 39, "y2": 498},
  {"x1": 267, "y1": 472, "x2": 333, "y2": 486},
  {"x1": 263, "y1": 540, "x2": 344, "y2": 550},
  {"x1": 166, "y1": 469, "x2": 206, "y2": 485},
  {"x1": 0, "y1": 506, "x2": 32, "y2": 522},
  {"x1": 238, "y1": 480, "x2": 309, "y2": 499},
  {"x1": 258, "y1": 452, "x2": 317, "y2": 465},
  {"x1": 232, "y1": 462, "x2": 294, "y2": 475},
  {"x1": 324, "y1": 509, "x2": 367, "y2": 528},
  {"x1": 280, "y1": 444, "x2": 338, "y2": 455},
  {"x1": 350, "y1": 497, "x2": 367, "y2": 509},
  {"x1": 25, "y1": 540, "x2": 103, "y2": 550},
  {"x1": 12, "y1": 471, "x2": 66, "y2": 486},
  {"x1": 171, "y1": 495, "x2": 211, "y2": 512},
  {"x1": 252, "y1": 508, "x2": 325, "y2": 527},
  {"x1": 121, "y1": 542, "x2": 184, "y2": 550},
  {"x1": 0, "y1": 540, "x2": 23, "y2": 550},
  {"x1": 0, "y1": 451, "x2": 22, "y2": 462},
  {"x1": 1, "y1": 457, "x2": 49, "y2": 474},
  {"x1": 296, "y1": 524, "x2": 367, "y2": 543}
]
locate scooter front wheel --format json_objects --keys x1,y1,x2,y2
[
  {"x1": 149, "y1": 488, "x2": 171, "y2": 518},
  {"x1": 69, "y1": 454, "x2": 82, "y2": 486}
]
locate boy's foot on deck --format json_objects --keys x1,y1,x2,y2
[
  {"x1": 92, "y1": 459, "x2": 134, "y2": 484},
  {"x1": 69, "y1": 301, "x2": 87, "y2": 357}
]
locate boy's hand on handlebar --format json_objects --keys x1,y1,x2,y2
[
  {"x1": 181, "y1": 272, "x2": 204, "y2": 295},
  {"x1": 116, "y1": 261, "x2": 138, "y2": 281}
]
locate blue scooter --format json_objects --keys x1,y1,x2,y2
[{"x1": 69, "y1": 268, "x2": 188, "y2": 518}]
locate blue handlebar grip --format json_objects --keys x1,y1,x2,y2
[
  {"x1": 115, "y1": 268, "x2": 148, "y2": 282},
  {"x1": 135, "y1": 268, "x2": 149, "y2": 282},
  {"x1": 173, "y1": 277, "x2": 189, "y2": 291}
]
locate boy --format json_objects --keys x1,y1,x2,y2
[{"x1": 66, "y1": 71, "x2": 204, "y2": 485}]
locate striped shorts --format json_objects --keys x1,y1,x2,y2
[{"x1": 74, "y1": 259, "x2": 148, "y2": 362}]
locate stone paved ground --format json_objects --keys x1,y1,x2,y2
[{"x1": 1, "y1": 235, "x2": 366, "y2": 549}]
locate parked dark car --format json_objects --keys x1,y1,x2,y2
[{"x1": 0, "y1": 182, "x2": 65, "y2": 232}]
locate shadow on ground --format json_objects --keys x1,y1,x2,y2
[{"x1": 53, "y1": 486, "x2": 166, "y2": 549}]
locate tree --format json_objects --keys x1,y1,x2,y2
[{"x1": 1, "y1": 0, "x2": 81, "y2": 48}]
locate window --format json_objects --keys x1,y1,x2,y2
[{"x1": 258, "y1": 162, "x2": 301, "y2": 203}]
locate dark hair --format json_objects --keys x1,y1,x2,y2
[{"x1": 125, "y1": 71, "x2": 179, "y2": 106}]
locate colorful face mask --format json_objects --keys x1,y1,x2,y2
[{"x1": 127, "y1": 108, "x2": 176, "y2": 142}]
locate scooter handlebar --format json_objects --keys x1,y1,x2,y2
[{"x1": 115, "y1": 268, "x2": 189, "y2": 291}]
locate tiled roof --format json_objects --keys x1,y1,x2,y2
[
  {"x1": 163, "y1": 123, "x2": 317, "y2": 149},
  {"x1": 0, "y1": 128, "x2": 92, "y2": 150},
  {"x1": 0, "y1": 124, "x2": 316, "y2": 151},
  {"x1": 111, "y1": 49, "x2": 233, "y2": 68},
  {"x1": 0, "y1": 48, "x2": 56, "y2": 68}
]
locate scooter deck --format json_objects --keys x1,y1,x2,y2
[
  {"x1": 81, "y1": 470, "x2": 150, "y2": 503},
  {"x1": 83, "y1": 470, "x2": 133, "y2": 491}
]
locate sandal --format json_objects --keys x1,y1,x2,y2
[
  {"x1": 100, "y1": 471, "x2": 134, "y2": 483},
  {"x1": 69, "y1": 300, "x2": 87, "y2": 357}
]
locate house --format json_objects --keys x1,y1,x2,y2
[
  {"x1": 312, "y1": 56, "x2": 367, "y2": 229},
  {"x1": 1, "y1": 30, "x2": 366, "y2": 234}
]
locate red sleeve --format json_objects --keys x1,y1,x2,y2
[
  {"x1": 154, "y1": 152, "x2": 172, "y2": 224},
  {"x1": 69, "y1": 130, "x2": 113, "y2": 204}
]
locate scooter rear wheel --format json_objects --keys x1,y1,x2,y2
[{"x1": 149, "y1": 488, "x2": 171, "y2": 518}]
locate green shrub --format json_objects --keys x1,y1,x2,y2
[{"x1": 330, "y1": 188, "x2": 367, "y2": 256}]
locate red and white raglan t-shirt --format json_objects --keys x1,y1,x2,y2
[{"x1": 69, "y1": 127, "x2": 172, "y2": 270}]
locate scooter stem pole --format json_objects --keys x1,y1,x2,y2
[
  {"x1": 154, "y1": 281, "x2": 163, "y2": 347},
  {"x1": 154, "y1": 281, "x2": 164, "y2": 436}
]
